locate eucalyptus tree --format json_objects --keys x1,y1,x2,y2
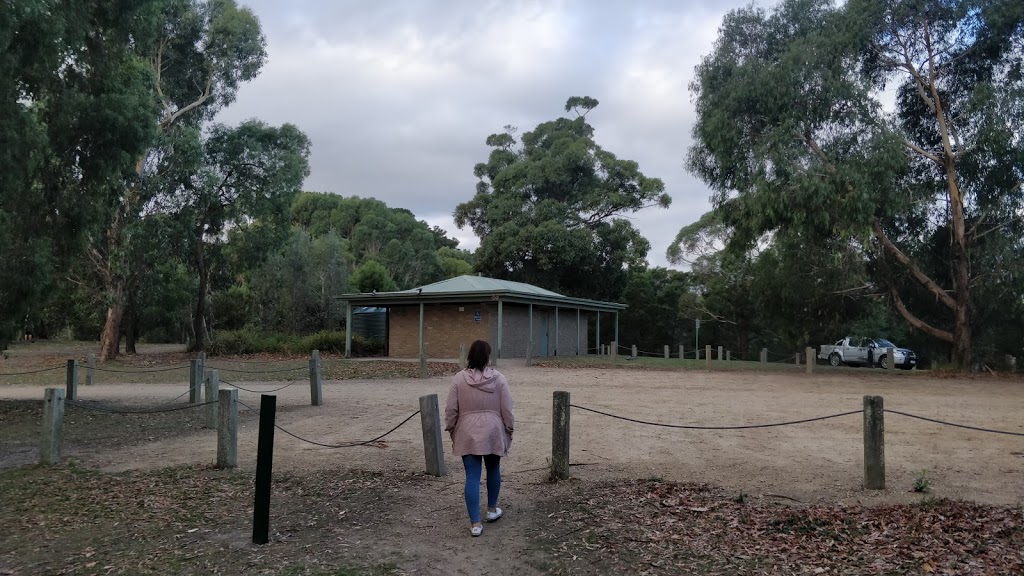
[
  {"x1": 455, "y1": 97, "x2": 671, "y2": 300},
  {"x1": 686, "y1": 0, "x2": 1023, "y2": 367}
]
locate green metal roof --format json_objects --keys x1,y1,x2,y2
[
  {"x1": 414, "y1": 275, "x2": 564, "y2": 297},
  {"x1": 338, "y1": 275, "x2": 626, "y2": 311}
]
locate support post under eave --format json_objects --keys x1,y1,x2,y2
[
  {"x1": 596, "y1": 312, "x2": 601, "y2": 355},
  {"x1": 497, "y1": 299, "x2": 503, "y2": 360},
  {"x1": 528, "y1": 303, "x2": 534, "y2": 358},
  {"x1": 576, "y1": 309, "x2": 580, "y2": 355},
  {"x1": 418, "y1": 302, "x2": 425, "y2": 359},
  {"x1": 614, "y1": 311, "x2": 619, "y2": 349},
  {"x1": 345, "y1": 302, "x2": 353, "y2": 358},
  {"x1": 554, "y1": 306, "x2": 559, "y2": 356}
]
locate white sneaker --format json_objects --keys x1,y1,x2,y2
[
  {"x1": 470, "y1": 524, "x2": 483, "y2": 537},
  {"x1": 486, "y1": 507, "x2": 503, "y2": 522}
]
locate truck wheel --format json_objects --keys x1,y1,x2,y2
[
  {"x1": 829, "y1": 353, "x2": 841, "y2": 367},
  {"x1": 879, "y1": 355, "x2": 889, "y2": 370}
]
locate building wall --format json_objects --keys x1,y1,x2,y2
[
  {"x1": 491, "y1": 303, "x2": 590, "y2": 358},
  {"x1": 389, "y1": 301, "x2": 596, "y2": 359},
  {"x1": 388, "y1": 303, "x2": 490, "y2": 358}
]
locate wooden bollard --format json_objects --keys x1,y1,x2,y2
[
  {"x1": 678, "y1": 344, "x2": 684, "y2": 359},
  {"x1": 863, "y1": 396, "x2": 885, "y2": 490},
  {"x1": 705, "y1": 345, "x2": 712, "y2": 369},
  {"x1": 886, "y1": 347, "x2": 895, "y2": 370},
  {"x1": 664, "y1": 345, "x2": 669, "y2": 359},
  {"x1": 65, "y1": 359, "x2": 78, "y2": 401},
  {"x1": 204, "y1": 369, "x2": 219, "y2": 429},
  {"x1": 717, "y1": 346, "x2": 724, "y2": 361},
  {"x1": 631, "y1": 344, "x2": 637, "y2": 358},
  {"x1": 726, "y1": 350, "x2": 731, "y2": 361},
  {"x1": 419, "y1": 394, "x2": 447, "y2": 477},
  {"x1": 86, "y1": 353, "x2": 96, "y2": 386},
  {"x1": 309, "y1": 350, "x2": 323, "y2": 406},
  {"x1": 806, "y1": 347, "x2": 814, "y2": 373},
  {"x1": 610, "y1": 340, "x2": 617, "y2": 366},
  {"x1": 252, "y1": 394, "x2": 276, "y2": 545},
  {"x1": 217, "y1": 387, "x2": 238, "y2": 469},
  {"x1": 795, "y1": 352, "x2": 800, "y2": 365},
  {"x1": 760, "y1": 348, "x2": 767, "y2": 364},
  {"x1": 551, "y1": 391, "x2": 570, "y2": 480},
  {"x1": 190, "y1": 356, "x2": 204, "y2": 403},
  {"x1": 458, "y1": 344, "x2": 467, "y2": 370},
  {"x1": 40, "y1": 388, "x2": 65, "y2": 465}
]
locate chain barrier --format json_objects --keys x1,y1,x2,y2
[
  {"x1": 0, "y1": 365, "x2": 65, "y2": 376},
  {"x1": 570, "y1": 404, "x2": 861, "y2": 430},
  {"x1": 237, "y1": 399, "x2": 420, "y2": 448},
  {"x1": 885, "y1": 410, "x2": 1024, "y2": 437}
]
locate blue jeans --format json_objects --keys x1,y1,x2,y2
[{"x1": 462, "y1": 454, "x2": 501, "y2": 524}]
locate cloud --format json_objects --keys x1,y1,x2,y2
[{"x1": 220, "y1": 0, "x2": 771, "y2": 267}]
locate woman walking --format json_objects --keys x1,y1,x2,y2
[{"x1": 445, "y1": 340, "x2": 515, "y2": 537}]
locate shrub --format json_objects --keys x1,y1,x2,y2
[{"x1": 208, "y1": 328, "x2": 385, "y2": 357}]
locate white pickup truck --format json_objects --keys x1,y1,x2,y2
[{"x1": 818, "y1": 336, "x2": 917, "y2": 369}]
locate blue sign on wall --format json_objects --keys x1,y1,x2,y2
[{"x1": 473, "y1": 310, "x2": 482, "y2": 322}]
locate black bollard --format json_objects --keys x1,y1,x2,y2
[{"x1": 252, "y1": 394, "x2": 277, "y2": 544}]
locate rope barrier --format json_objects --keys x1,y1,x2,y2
[
  {"x1": 220, "y1": 379, "x2": 297, "y2": 393},
  {"x1": 0, "y1": 365, "x2": 65, "y2": 376},
  {"x1": 237, "y1": 399, "x2": 421, "y2": 448},
  {"x1": 207, "y1": 365, "x2": 306, "y2": 374},
  {"x1": 570, "y1": 404, "x2": 861, "y2": 430},
  {"x1": 91, "y1": 364, "x2": 191, "y2": 373},
  {"x1": 206, "y1": 356, "x2": 308, "y2": 365},
  {"x1": 885, "y1": 410, "x2": 1024, "y2": 437},
  {"x1": 67, "y1": 399, "x2": 214, "y2": 415}
]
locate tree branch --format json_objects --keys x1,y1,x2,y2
[
  {"x1": 160, "y1": 74, "x2": 213, "y2": 130},
  {"x1": 871, "y1": 218, "x2": 957, "y2": 310},
  {"x1": 973, "y1": 214, "x2": 1023, "y2": 241},
  {"x1": 153, "y1": 38, "x2": 171, "y2": 111},
  {"x1": 889, "y1": 284, "x2": 954, "y2": 342},
  {"x1": 902, "y1": 139, "x2": 942, "y2": 165}
]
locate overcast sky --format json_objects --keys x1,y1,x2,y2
[{"x1": 218, "y1": 0, "x2": 771, "y2": 268}]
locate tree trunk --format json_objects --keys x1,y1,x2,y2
[
  {"x1": 736, "y1": 320, "x2": 750, "y2": 360},
  {"x1": 193, "y1": 232, "x2": 209, "y2": 351},
  {"x1": 99, "y1": 282, "x2": 124, "y2": 361},
  {"x1": 125, "y1": 294, "x2": 138, "y2": 355}
]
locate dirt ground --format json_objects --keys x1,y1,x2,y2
[{"x1": 3, "y1": 362, "x2": 1024, "y2": 575}]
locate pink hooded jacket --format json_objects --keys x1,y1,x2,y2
[{"x1": 444, "y1": 367, "x2": 515, "y2": 457}]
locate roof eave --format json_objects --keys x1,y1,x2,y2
[{"x1": 337, "y1": 290, "x2": 627, "y2": 311}]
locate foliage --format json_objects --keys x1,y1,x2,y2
[
  {"x1": 350, "y1": 260, "x2": 398, "y2": 293},
  {"x1": 617, "y1": 268, "x2": 691, "y2": 353},
  {"x1": 207, "y1": 328, "x2": 383, "y2": 357},
  {"x1": 436, "y1": 247, "x2": 475, "y2": 279},
  {"x1": 248, "y1": 229, "x2": 352, "y2": 333},
  {"x1": 291, "y1": 192, "x2": 459, "y2": 288},
  {"x1": 686, "y1": 0, "x2": 1024, "y2": 367},
  {"x1": 913, "y1": 469, "x2": 932, "y2": 494},
  {"x1": 0, "y1": 0, "x2": 163, "y2": 344},
  {"x1": 152, "y1": 119, "x2": 311, "y2": 351},
  {"x1": 455, "y1": 97, "x2": 671, "y2": 300}
]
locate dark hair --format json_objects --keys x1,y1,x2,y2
[{"x1": 466, "y1": 340, "x2": 491, "y2": 370}]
